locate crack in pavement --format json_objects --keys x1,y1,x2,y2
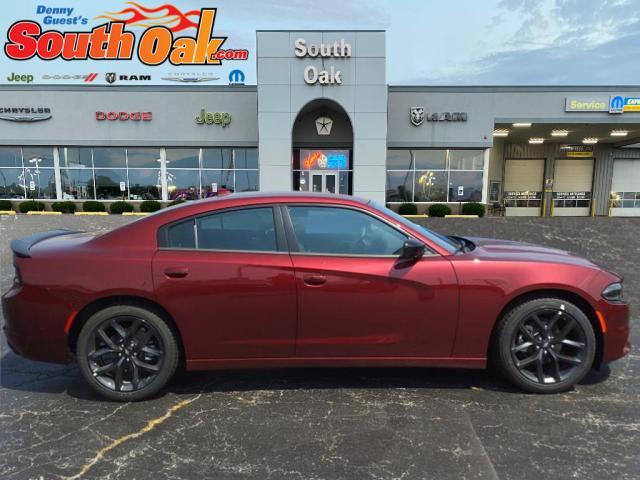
[
  {"x1": 61, "y1": 394, "x2": 201, "y2": 480},
  {"x1": 0, "y1": 403, "x2": 131, "y2": 456}
]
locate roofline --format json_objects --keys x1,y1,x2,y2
[
  {"x1": 1, "y1": 84, "x2": 639, "y2": 93},
  {"x1": 389, "y1": 85, "x2": 640, "y2": 92},
  {"x1": 256, "y1": 29, "x2": 385, "y2": 32},
  {"x1": 0, "y1": 85, "x2": 257, "y2": 92}
]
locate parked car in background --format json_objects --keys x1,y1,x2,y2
[{"x1": 2, "y1": 192, "x2": 630, "y2": 400}]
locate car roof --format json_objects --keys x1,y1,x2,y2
[
  {"x1": 170, "y1": 191, "x2": 372, "y2": 207},
  {"x1": 202, "y1": 191, "x2": 369, "y2": 203}
]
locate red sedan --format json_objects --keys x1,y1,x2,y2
[{"x1": 2, "y1": 193, "x2": 630, "y2": 401}]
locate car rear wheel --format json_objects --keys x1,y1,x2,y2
[
  {"x1": 494, "y1": 297, "x2": 595, "y2": 393},
  {"x1": 77, "y1": 305, "x2": 179, "y2": 401}
]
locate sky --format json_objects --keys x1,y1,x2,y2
[{"x1": 2, "y1": 0, "x2": 640, "y2": 85}]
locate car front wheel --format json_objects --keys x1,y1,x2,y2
[
  {"x1": 494, "y1": 297, "x2": 596, "y2": 393},
  {"x1": 77, "y1": 305, "x2": 179, "y2": 401}
]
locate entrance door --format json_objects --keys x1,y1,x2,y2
[
  {"x1": 310, "y1": 171, "x2": 338, "y2": 194},
  {"x1": 552, "y1": 158, "x2": 594, "y2": 217},
  {"x1": 504, "y1": 159, "x2": 545, "y2": 216}
]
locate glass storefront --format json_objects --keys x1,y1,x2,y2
[
  {"x1": 1, "y1": 146, "x2": 258, "y2": 200},
  {"x1": 0, "y1": 147, "x2": 56, "y2": 199},
  {"x1": 292, "y1": 149, "x2": 351, "y2": 194},
  {"x1": 386, "y1": 149, "x2": 485, "y2": 203}
]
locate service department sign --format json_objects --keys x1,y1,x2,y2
[{"x1": 565, "y1": 97, "x2": 608, "y2": 112}]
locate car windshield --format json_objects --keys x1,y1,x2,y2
[{"x1": 368, "y1": 201, "x2": 459, "y2": 254}]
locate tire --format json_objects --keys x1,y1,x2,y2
[
  {"x1": 494, "y1": 297, "x2": 596, "y2": 394},
  {"x1": 77, "y1": 305, "x2": 179, "y2": 401}
]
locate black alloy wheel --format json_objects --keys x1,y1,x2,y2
[
  {"x1": 77, "y1": 305, "x2": 179, "y2": 401},
  {"x1": 495, "y1": 298, "x2": 596, "y2": 393}
]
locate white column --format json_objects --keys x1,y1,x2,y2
[
  {"x1": 53, "y1": 147, "x2": 62, "y2": 200},
  {"x1": 160, "y1": 148, "x2": 168, "y2": 201},
  {"x1": 481, "y1": 148, "x2": 490, "y2": 204}
]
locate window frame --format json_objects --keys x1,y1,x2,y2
[
  {"x1": 157, "y1": 205, "x2": 288, "y2": 254},
  {"x1": 281, "y1": 203, "x2": 436, "y2": 258}
]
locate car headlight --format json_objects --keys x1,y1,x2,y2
[{"x1": 602, "y1": 282, "x2": 623, "y2": 302}]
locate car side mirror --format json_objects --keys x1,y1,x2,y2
[{"x1": 399, "y1": 238, "x2": 426, "y2": 261}]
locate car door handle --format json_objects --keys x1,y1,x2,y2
[
  {"x1": 164, "y1": 267, "x2": 189, "y2": 279},
  {"x1": 303, "y1": 275, "x2": 326, "y2": 286}
]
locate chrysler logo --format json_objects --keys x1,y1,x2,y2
[
  {"x1": 0, "y1": 107, "x2": 52, "y2": 122},
  {"x1": 315, "y1": 116, "x2": 333, "y2": 135},
  {"x1": 161, "y1": 76, "x2": 219, "y2": 83}
]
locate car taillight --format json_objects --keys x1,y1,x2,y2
[{"x1": 13, "y1": 264, "x2": 22, "y2": 287}]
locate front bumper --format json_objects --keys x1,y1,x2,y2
[
  {"x1": 2, "y1": 284, "x2": 72, "y2": 364},
  {"x1": 597, "y1": 298, "x2": 631, "y2": 363}
]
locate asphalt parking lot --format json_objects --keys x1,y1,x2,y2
[{"x1": 0, "y1": 214, "x2": 638, "y2": 480}]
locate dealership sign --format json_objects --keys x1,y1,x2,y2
[
  {"x1": 301, "y1": 149, "x2": 349, "y2": 170},
  {"x1": 295, "y1": 38, "x2": 351, "y2": 85},
  {"x1": 4, "y1": 9, "x2": 248, "y2": 65},
  {"x1": 195, "y1": 109, "x2": 231, "y2": 126},
  {"x1": 608, "y1": 95, "x2": 640, "y2": 114},
  {"x1": 96, "y1": 111, "x2": 152, "y2": 121},
  {"x1": 0, "y1": 106, "x2": 52, "y2": 122},
  {"x1": 565, "y1": 97, "x2": 608, "y2": 112},
  {"x1": 410, "y1": 106, "x2": 467, "y2": 125},
  {"x1": 1, "y1": 4, "x2": 250, "y2": 85},
  {"x1": 565, "y1": 95, "x2": 640, "y2": 113}
]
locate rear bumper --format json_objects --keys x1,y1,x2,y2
[
  {"x1": 2, "y1": 285, "x2": 72, "y2": 364},
  {"x1": 597, "y1": 299, "x2": 631, "y2": 363}
]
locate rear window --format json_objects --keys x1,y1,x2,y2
[
  {"x1": 163, "y1": 219, "x2": 195, "y2": 249},
  {"x1": 158, "y1": 207, "x2": 277, "y2": 252},
  {"x1": 196, "y1": 207, "x2": 277, "y2": 251}
]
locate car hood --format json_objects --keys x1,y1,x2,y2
[{"x1": 463, "y1": 237, "x2": 601, "y2": 270}]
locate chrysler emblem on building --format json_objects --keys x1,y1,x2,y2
[{"x1": 315, "y1": 116, "x2": 333, "y2": 135}]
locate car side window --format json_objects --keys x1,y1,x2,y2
[
  {"x1": 165, "y1": 219, "x2": 195, "y2": 249},
  {"x1": 196, "y1": 207, "x2": 277, "y2": 252},
  {"x1": 287, "y1": 206, "x2": 407, "y2": 255}
]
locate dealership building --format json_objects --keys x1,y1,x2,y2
[{"x1": 2, "y1": 30, "x2": 640, "y2": 216}]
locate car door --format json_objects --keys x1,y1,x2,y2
[
  {"x1": 283, "y1": 204, "x2": 459, "y2": 358},
  {"x1": 152, "y1": 205, "x2": 298, "y2": 360}
]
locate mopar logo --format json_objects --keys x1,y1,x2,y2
[
  {"x1": 229, "y1": 69, "x2": 245, "y2": 85},
  {"x1": 610, "y1": 95, "x2": 624, "y2": 114}
]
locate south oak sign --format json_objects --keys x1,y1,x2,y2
[
  {"x1": 3, "y1": 8, "x2": 248, "y2": 66},
  {"x1": 294, "y1": 38, "x2": 351, "y2": 85}
]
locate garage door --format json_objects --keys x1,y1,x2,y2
[
  {"x1": 504, "y1": 159, "x2": 544, "y2": 216},
  {"x1": 611, "y1": 159, "x2": 640, "y2": 216},
  {"x1": 552, "y1": 159, "x2": 594, "y2": 217}
]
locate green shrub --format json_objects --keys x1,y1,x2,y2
[
  {"x1": 19, "y1": 200, "x2": 45, "y2": 213},
  {"x1": 83, "y1": 201, "x2": 106, "y2": 212},
  {"x1": 109, "y1": 201, "x2": 134, "y2": 214},
  {"x1": 168, "y1": 199, "x2": 186, "y2": 206},
  {"x1": 461, "y1": 202, "x2": 485, "y2": 217},
  {"x1": 428, "y1": 203, "x2": 452, "y2": 217},
  {"x1": 51, "y1": 201, "x2": 76, "y2": 214},
  {"x1": 398, "y1": 203, "x2": 418, "y2": 215},
  {"x1": 0, "y1": 200, "x2": 12, "y2": 211},
  {"x1": 140, "y1": 200, "x2": 162, "y2": 213}
]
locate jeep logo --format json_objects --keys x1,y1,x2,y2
[{"x1": 7, "y1": 73, "x2": 34, "y2": 83}]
